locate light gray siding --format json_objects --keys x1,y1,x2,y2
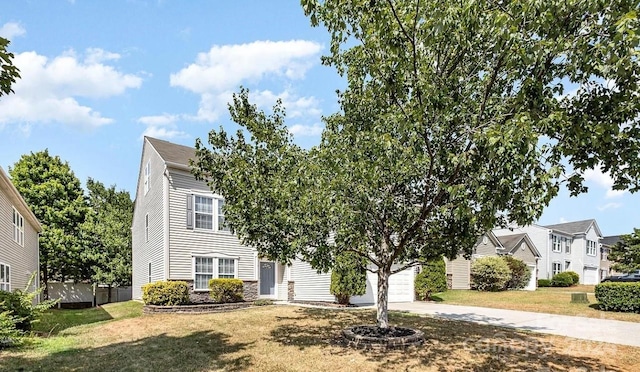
[
  {"x1": 0, "y1": 189, "x2": 39, "y2": 293},
  {"x1": 494, "y1": 225, "x2": 550, "y2": 279},
  {"x1": 445, "y1": 257, "x2": 471, "y2": 289},
  {"x1": 291, "y1": 260, "x2": 334, "y2": 301},
  {"x1": 167, "y1": 170, "x2": 257, "y2": 281},
  {"x1": 132, "y1": 140, "x2": 167, "y2": 299},
  {"x1": 512, "y1": 242, "x2": 537, "y2": 265}
]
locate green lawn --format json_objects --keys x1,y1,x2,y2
[
  {"x1": 1, "y1": 303, "x2": 638, "y2": 371},
  {"x1": 430, "y1": 286, "x2": 640, "y2": 322}
]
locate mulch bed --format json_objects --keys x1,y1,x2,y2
[{"x1": 343, "y1": 325, "x2": 425, "y2": 350}]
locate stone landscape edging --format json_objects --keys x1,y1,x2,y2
[{"x1": 143, "y1": 302, "x2": 257, "y2": 314}]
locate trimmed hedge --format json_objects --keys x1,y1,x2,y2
[
  {"x1": 595, "y1": 282, "x2": 640, "y2": 313},
  {"x1": 538, "y1": 279, "x2": 552, "y2": 287},
  {"x1": 142, "y1": 281, "x2": 190, "y2": 305},
  {"x1": 209, "y1": 279, "x2": 244, "y2": 303},
  {"x1": 565, "y1": 271, "x2": 580, "y2": 285},
  {"x1": 471, "y1": 256, "x2": 512, "y2": 291},
  {"x1": 415, "y1": 258, "x2": 447, "y2": 300},
  {"x1": 551, "y1": 272, "x2": 574, "y2": 287}
]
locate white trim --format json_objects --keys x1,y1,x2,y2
[
  {"x1": 144, "y1": 160, "x2": 150, "y2": 195},
  {"x1": 163, "y1": 167, "x2": 170, "y2": 280},
  {"x1": 192, "y1": 255, "x2": 239, "y2": 292},
  {"x1": 144, "y1": 213, "x2": 149, "y2": 243},
  {"x1": 0, "y1": 262, "x2": 10, "y2": 291},
  {"x1": 192, "y1": 193, "x2": 230, "y2": 233},
  {"x1": 12, "y1": 206, "x2": 24, "y2": 247}
]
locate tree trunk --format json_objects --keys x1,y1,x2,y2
[
  {"x1": 376, "y1": 267, "x2": 390, "y2": 329},
  {"x1": 107, "y1": 284, "x2": 112, "y2": 304},
  {"x1": 42, "y1": 267, "x2": 49, "y2": 300}
]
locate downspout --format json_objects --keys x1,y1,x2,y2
[
  {"x1": 163, "y1": 165, "x2": 170, "y2": 281},
  {"x1": 547, "y1": 229, "x2": 552, "y2": 279}
]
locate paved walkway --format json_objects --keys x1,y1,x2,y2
[{"x1": 389, "y1": 302, "x2": 640, "y2": 347}]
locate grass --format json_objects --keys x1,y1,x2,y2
[
  {"x1": 431, "y1": 286, "x2": 640, "y2": 322},
  {"x1": 1, "y1": 301, "x2": 639, "y2": 371}
]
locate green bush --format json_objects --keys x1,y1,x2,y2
[
  {"x1": 595, "y1": 282, "x2": 640, "y2": 312},
  {"x1": 415, "y1": 258, "x2": 447, "y2": 300},
  {"x1": 330, "y1": 252, "x2": 367, "y2": 305},
  {"x1": 565, "y1": 271, "x2": 580, "y2": 285},
  {"x1": 253, "y1": 299, "x2": 274, "y2": 306},
  {"x1": 538, "y1": 279, "x2": 552, "y2": 287},
  {"x1": 142, "y1": 281, "x2": 190, "y2": 305},
  {"x1": 0, "y1": 273, "x2": 57, "y2": 332},
  {"x1": 209, "y1": 279, "x2": 244, "y2": 303},
  {"x1": 551, "y1": 272, "x2": 574, "y2": 287},
  {"x1": 0, "y1": 309, "x2": 23, "y2": 349},
  {"x1": 471, "y1": 256, "x2": 512, "y2": 291},
  {"x1": 502, "y1": 256, "x2": 531, "y2": 290}
]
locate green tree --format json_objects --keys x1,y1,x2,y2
[
  {"x1": 194, "y1": 0, "x2": 640, "y2": 328},
  {"x1": 82, "y1": 178, "x2": 133, "y2": 302},
  {"x1": 415, "y1": 258, "x2": 447, "y2": 300},
  {"x1": 0, "y1": 37, "x2": 20, "y2": 97},
  {"x1": 609, "y1": 229, "x2": 640, "y2": 273},
  {"x1": 502, "y1": 256, "x2": 532, "y2": 290},
  {"x1": 9, "y1": 150, "x2": 89, "y2": 298},
  {"x1": 330, "y1": 251, "x2": 367, "y2": 304}
]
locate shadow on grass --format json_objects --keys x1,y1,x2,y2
[
  {"x1": 269, "y1": 307, "x2": 623, "y2": 372},
  {"x1": 33, "y1": 307, "x2": 114, "y2": 336},
  {"x1": 2, "y1": 331, "x2": 252, "y2": 372},
  {"x1": 426, "y1": 295, "x2": 445, "y2": 302}
]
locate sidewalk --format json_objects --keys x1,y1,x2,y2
[{"x1": 389, "y1": 302, "x2": 640, "y2": 347}]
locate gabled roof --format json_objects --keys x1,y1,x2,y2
[
  {"x1": 474, "y1": 231, "x2": 503, "y2": 249},
  {"x1": 543, "y1": 219, "x2": 602, "y2": 237},
  {"x1": 0, "y1": 166, "x2": 42, "y2": 232},
  {"x1": 601, "y1": 235, "x2": 622, "y2": 247},
  {"x1": 146, "y1": 136, "x2": 196, "y2": 167},
  {"x1": 496, "y1": 233, "x2": 541, "y2": 257}
]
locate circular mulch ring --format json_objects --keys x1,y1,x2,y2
[{"x1": 343, "y1": 325, "x2": 425, "y2": 350}]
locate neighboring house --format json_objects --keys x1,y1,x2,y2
[
  {"x1": 494, "y1": 219, "x2": 603, "y2": 284},
  {"x1": 601, "y1": 235, "x2": 623, "y2": 279},
  {"x1": 0, "y1": 166, "x2": 42, "y2": 295},
  {"x1": 445, "y1": 231, "x2": 541, "y2": 291},
  {"x1": 131, "y1": 137, "x2": 414, "y2": 304}
]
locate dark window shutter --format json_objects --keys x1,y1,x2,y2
[{"x1": 186, "y1": 194, "x2": 193, "y2": 229}]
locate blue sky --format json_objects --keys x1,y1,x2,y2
[{"x1": 0, "y1": 1, "x2": 637, "y2": 236}]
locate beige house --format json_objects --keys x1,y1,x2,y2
[
  {"x1": 446, "y1": 231, "x2": 541, "y2": 290},
  {"x1": 0, "y1": 166, "x2": 41, "y2": 294}
]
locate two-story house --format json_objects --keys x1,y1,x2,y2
[
  {"x1": 445, "y1": 231, "x2": 541, "y2": 290},
  {"x1": 0, "y1": 166, "x2": 41, "y2": 294},
  {"x1": 131, "y1": 137, "x2": 415, "y2": 304},
  {"x1": 600, "y1": 235, "x2": 623, "y2": 279},
  {"x1": 494, "y1": 219, "x2": 603, "y2": 284}
]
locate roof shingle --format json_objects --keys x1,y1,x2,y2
[{"x1": 146, "y1": 136, "x2": 196, "y2": 166}]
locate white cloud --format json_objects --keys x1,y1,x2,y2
[
  {"x1": 141, "y1": 125, "x2": 188, "y2": 141},
  {"x1": 583, "y1": 167, "x2": 627, "y2": 199},
  {"x1": 288, "y1": 123, "x2": 324, "y2": 137},
  {"x1": 0, "y1": 22, "x2": 26, "y2": 39},
  {"x1": 559, "y1": 217, "x2": 568, "y2": 223},
  {"x1": 138, "y1": 114, "x2": 180, "y2": 126},
  {"x1": 170, "y1": 40, "x2": 322, "y2": 94},
  {"x1": 138, "y1": 113, "x2": 189, "y2": 140},
  {"x1": 252, "y1": 90, "x2": 322, "y2": 119},
  {"x1": 598, "y1": 202, "x2": 623, "y2": 212},
  {"x1": 0, "y1": 49, "x2": 142, "y2": 129}
]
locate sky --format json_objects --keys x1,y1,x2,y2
[{"x1": 0, "y1": 1, "x2": 638, "y2": 236}]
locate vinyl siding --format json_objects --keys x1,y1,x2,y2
[
  {"x1": 291, "y1": 260, "x2": 334, "y2": 301},
  {"x1": 445, "y1": 257, "x2": 471, "y2": 289},
  {"x1": 511, "y1": 242, "x2": 537, "y2": 265},
  {"x1": 494, "y1": 225, "x2": 550, "y2": 279},
  {"x1": 167, "y1": 170, "x2": 256, "y2": 281},
  {"x1": 277, "y1": 264, "x2": 289, "y2": 301},
  {"x1": 0, "y1": 190, "x2": 39, "y2": 293},
  {"x1": 132, "y1": 140, "x2": 167, "y2": 299}
]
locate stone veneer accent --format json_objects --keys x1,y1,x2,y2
[
  {"x1": 342, "y1": 326, "x2": 425, "y2": 350},
  {"x1": 287, "y1": 281, "x2": 295, "y2": 302},
  {"x1": 144, "y1": 302, "x2": 255, "y2": 314},
  {"x1": 180, "y1": 279, "x2": 259, "y2": 303}
]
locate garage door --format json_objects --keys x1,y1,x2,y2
[
  {"x1": 525, "y1": 265, "x2": 537, "y2": 291},
  {"x1": 583, "y1": 267, "x2": 599, "y2": 285},
  {"x1": 388, "y1": 267, "x2": 414, "y2": 303}
]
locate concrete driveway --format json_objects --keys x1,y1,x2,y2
[{"x1": 389, "y1": 302, "x2": 640, "y2": 347}]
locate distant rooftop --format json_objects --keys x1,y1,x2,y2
[
  {"x1": 146, "y1": 137, "x2": 196, "y2": 167},
  {"x1": 543, "y1": 219, "x2": 597, "y2": 235},
  {"x1": 602, "y1": 235, "x2": 622, "y2": 246}
]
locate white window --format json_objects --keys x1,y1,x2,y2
[
  {"x1": 193, "y1": 256, "x2": 238, "y2": 290},
  {"x1": 564, "y1": 238, "x2": 571, "y2": 254},
  {"x1": 194, "y1": 196, "x2": 228, "y2": 232},
  {"x1": 148, "y1": 262, "x2": 152, "y2": 283},
  {"x1": 564, "y1": 261, "x2": 571, "y2": 270},
  {"x1": 552, "y1": 235, "x2": 561, "y2": 252},
  {"x1": 0, "y1": 263, "x2": 10, "y2": 291},
  {"x1": 144, "y1": 160, "x2": 150, "y2": 195},
  {"x1": 12, "y1": 207, "x2": 24, "y2": 247},
  {"x1": 552, "y1": 262, "x2": 562, "y2": 276},
  {"x1": 586, "y1": 241, "x2": 597, "y2": 256},
  {"x1": 145, "y1": 213, "x2": 149, "y2": 242}
]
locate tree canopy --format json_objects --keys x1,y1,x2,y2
[
  {"x1": 194, "y1": 0, "x2": 640, "y2": 328},
  {"x1": 609, "y1": 229, "x2": 640, "y2": 273},
  {"x1": 0, "y1": 37, "x2": 20, "y2": 97}
]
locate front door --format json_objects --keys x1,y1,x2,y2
[{"x1": 259, "y1": 261, "x2": 276, "y2": 297}]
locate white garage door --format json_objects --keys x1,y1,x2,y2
[
  {"x1": 525, "y1": 265, "x2": 537, "y2": 291},
  {"x1": 583, "y1": 268, "x2": 598, "y2": 285},
  {"x1": 388, "y1": 267, "x2": 414, "y2": 303}
]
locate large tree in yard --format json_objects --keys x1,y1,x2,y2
[
  {"x1": 194, "y1": 0, "x2": 640, "y2": 328},
  {"x1": 0, "y1": 37, "x2": 20, "y2": 97},
  {"x1": 10, "y1": 151, "x2": 90, "y2": 299},
  {"x1": 609, "y1": 229, "x2": 640, "y2": 273}
]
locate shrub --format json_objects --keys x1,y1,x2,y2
[
  {"x1": 330, "y1": 252, "x2": 367, "y2": 305},
  {"x1": 565, "y1": 271, "x2": 580, "y2": 285},
  {"x1": 538, "y1": 279, "x2": 552, "y2": 287},
  {"x1": 502, "y1": 256, "x2": 531, "y2": 290},
  {"x1": 209, "y1": 279, "x2": 244, "y2": 303},
  {"x1": 0, "y1": 309, "x2": 23, "y2": 349},
  {"x1": 142, "y1": 281, "x2": 190, "y2": 305},
  {"x1": 551, "y1": 272, "x2": 574, "y2": 287},
  {"x1": 470, "y1": 256, "x2": 512, "y2": 291},
  {"x1": 595, "y1": 282, "x2": 640, "y2": 312},
  {"x1": 253, "y1": 299, "x2": 274, "y2": 306},
  {"x1": 0, "y1": 273, "x2": 57, "y2": 332},
  {"x1": 415, "y1": 258, "x2": 447, "y2": 300}
]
